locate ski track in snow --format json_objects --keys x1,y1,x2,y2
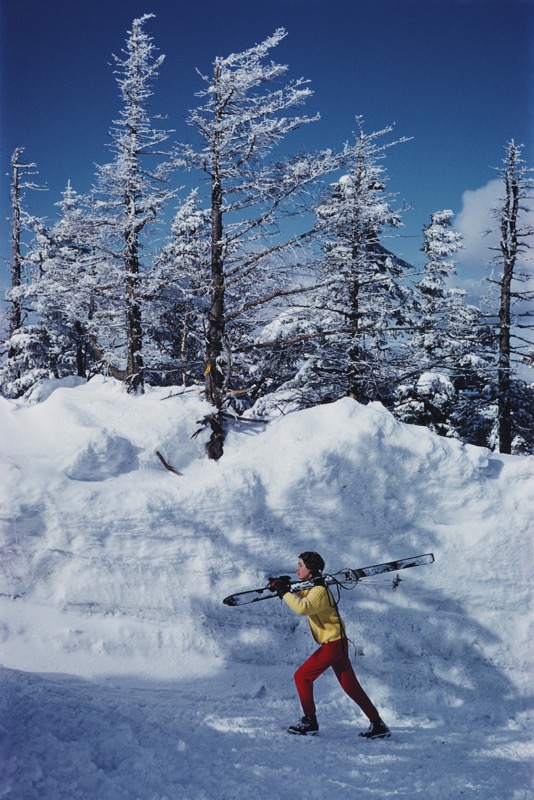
[{"x1": 0, "y1": 377, "x2": 533, "y2": 799}]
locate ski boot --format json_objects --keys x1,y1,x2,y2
[
  {"x1": 288, "y1": 715, "x2": 319, "y2": 736},
  {"x1": 359, "y1": 718, "x2": 391, "y2": 739}
]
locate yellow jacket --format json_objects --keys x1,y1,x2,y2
[{"x1": 283, "y1": 584, "x2": 346, "y2": 644}]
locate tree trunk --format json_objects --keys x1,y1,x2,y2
[
  {"x1": 124, "y1": 190, "x2": 145, "y2": 394},
  {"x1": 9, "y1": 149, "x2": 24, "y2": 345},
  {"x1": 497, "y1": 155, "x2": 519, "y2": 454},
  {"x1": 180, "y1": 306, "x2": 190, "y2": 386},
  {"x1": 497, "y1": 295, "x2": 512, "y2": 454},
  {"x1": 125, "y1": 274, "x2": 144, "y2": 393},
  {"x1": 204, "y1": 62, "x2": 226, "y2": 458},
  {"x1": 347, "y1": 287, "x2": 365, "y2": 395},
  {"x1": 346, "y1": 239, "x2": 368, "y2": 399},
  {"x1": 74, "y1": 320, "x2": 86, "y2": 377},
  {"x1": 205, "y1": 173, "x2": 225, "y2": 408}
]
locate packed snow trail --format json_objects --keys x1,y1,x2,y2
[
  {"x1": 0, "y1": 377, "x2": 532, "y2": 799},
  {"x1": 1, "y1": 664, "x2": 531, "y2": 800}
]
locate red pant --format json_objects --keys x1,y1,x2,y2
[{"x1": 294, "y1": 638, "x2": 380, "y2": 721}]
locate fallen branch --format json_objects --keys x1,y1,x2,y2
[
  {"x1": 223, "y1": 411, "x2": 269, "y2": 424},
  {"x1": 154, "y1": 450, "x2": 183, "y2": 476}
]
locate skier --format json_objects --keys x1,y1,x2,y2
[{"x1": 269, "y1": 551, "x2": 391, "y2": 738}]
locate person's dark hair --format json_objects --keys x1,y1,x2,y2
[{"x1": 299, "y1": 551, "x2": 325, "y2": 576}]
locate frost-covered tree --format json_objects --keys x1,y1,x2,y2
[
  {"x1": 181, "y1": 28, "x2": 336, "y2": 456},
  {"x1": 5, "y1": 148, "x2": 47, "y2": 341},
  {"x1": 0, "y1": 216, "x2": 60, "y2": 397},
  {"x1": 0, "y1": 325, "x2": 57, "y2": 398},
  {"x1": 418, "y1": 209, "x2": 463, "y2": 316},
  {"x1": 0, "y1": 149, "x2": 49, "y2": 397},
  {"x1": 393, "y1": 209, "x2": 498, "y2": 440},
  {"x1": 145, "y1": 190, "x2": 210, "y2": 385},
  {"x1": 242, "y1": 303, "x2": 324, "y2": 413},
  {"x1": 394, "y1": 210, "x2": 465, "y2": 432},
  {"x1": 250, "y1": 120, "x2": 414, "y2": 413},
  {"x1": 8, "y1": 148, "x2": 27, "y2": 339},
  {"x1": 485, "y1": 141, "x2": 533, "y2": 453},
  {"x1": 278, "y1": 119, "x2": 412, "y2": 406},
  {"x1": 19, "y1": 183, "x2": 101, "y2": 379},
  {"x1": 93, "y1": 14, "x2": 175, "y2": 393}
]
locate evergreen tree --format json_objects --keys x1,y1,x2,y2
[
  {"x1": 93, "y1": 14, "x2": 175, "y2": 393},
  {"x1": 181, "y1": 28, "x2": 336, "y2": 456},
  {"x1": 20, "y1": 184, "x2": 100, "y2": 379},
  {"x1": 145, "y1": 190, "x2": 209, "y2": 385},
  {"x1": 394, "y1": 209, "x2": 465, "y2": 434},
  {"x1": 265, "y1": 119, "x2": 411, "y2": 409},
  {"x1": 0, "y1": 149, "x2": 48, "y2": 398},
  {"x1": 0, "y1": 216, "x2": 60, "y2": 397},
  {"x1": 393, "y1": 209, "x2": 499, "y2": 441}
]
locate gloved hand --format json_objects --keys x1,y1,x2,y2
[{"x1": 268, "y1": 575, "x2": 292, "y2": 597}]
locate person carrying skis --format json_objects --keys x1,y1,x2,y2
[{"x1": 269, "y1": 551, "x2": 391, "y2": 739}]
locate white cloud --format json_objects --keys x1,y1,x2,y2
[
  {"x1": 455, "y1": 179, "x2": 501, "y2": 269},
  {"x1": 453, "y1": 177, "x2": 534, "y2": 306},
  {"x1": 452, "y1": 179, "x2": 502, "y2": 302}
]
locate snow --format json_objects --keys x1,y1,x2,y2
[{"x1": 0, "y1": 376, "x2": 533, "y2": 800}]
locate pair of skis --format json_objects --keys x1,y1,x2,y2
[{"x1": 223, "y1": 552, "x2": 435, "y2": 607}]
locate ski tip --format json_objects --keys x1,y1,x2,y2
[{"x1": 222, "y1": 596, "x2": 237, "y2": 606}]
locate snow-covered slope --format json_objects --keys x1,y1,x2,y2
[{"x1": 0, "y1": 377, "x2": 532, "y2": 799}]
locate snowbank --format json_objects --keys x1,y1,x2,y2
[{"x1": 0, "y1": 377, "x2": 532, "y2": 799}]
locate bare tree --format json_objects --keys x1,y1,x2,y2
[
  {"x1": 489, "y1": 141, "x2": 533, "y2": 453},
  {"x1": 7, "y1": 148, "x2": 45, "y2": 343}
]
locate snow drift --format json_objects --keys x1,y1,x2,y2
[{"x1": 0, "y1": 377, "x2": 532, "y2": 799}]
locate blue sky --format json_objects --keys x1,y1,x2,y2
[{"x1": 1, "y1": 0, "x2": 533, "y2": 297}]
